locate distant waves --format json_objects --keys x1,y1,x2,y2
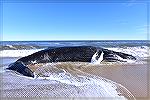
[
  {"x1": 1, "y1": 40, "x2": 150, "y2": 50},
  {"x1": 0, "y1": 45, "x2": 46, "y2": 50}
]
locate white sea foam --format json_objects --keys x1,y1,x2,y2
[
  {"x1": 106, "y1": 46, "x2": 149, "y2": 59},
  {"x1": 91, "y1": 51, "x2": 104, "y2": 64},
  {"x1": 35, "y1": 72, "x2": 127, "y2": 98},
  {"x1": 6, "y1": 45, "x2": 16, "y2": 49},
  {"x1": 2, "y1": 70, "x2": 131, "y2": 98}
]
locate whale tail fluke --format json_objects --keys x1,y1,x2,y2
[{"x1": 6, "y1": 61, "x2": 34, "y2": 78}]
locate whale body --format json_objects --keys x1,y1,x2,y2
[{"x1": 6, "y1": 46, "x2": 136, "y2": 78}]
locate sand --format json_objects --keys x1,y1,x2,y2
[
  {"x1": 0, "y1": 57, "x2": 149, "y2": 100},
  {"x1": 80, "y1": 63, "x2": 150, "y2": 99}
]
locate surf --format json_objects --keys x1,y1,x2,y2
[{"x1": 26, "y1": 62, "x2": 136, "y2": 99}]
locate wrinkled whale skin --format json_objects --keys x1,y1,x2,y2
[
  {"x1": 6, "y1": 46, "x2": 136, "y2": 77},
  {"x1": 17, "y1": 46, "x2": 98, "y2": 64}
]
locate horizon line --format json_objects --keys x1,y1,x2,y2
[{"x1": 1, "y1": 40, "x2": 149, "y2": 42}]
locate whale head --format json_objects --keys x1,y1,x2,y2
[{"x1": 6, "y1": 61, "x2": 34, "y2": 78}]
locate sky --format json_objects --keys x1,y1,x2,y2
[{"x1": 2, "y1": 1, "x2": 148, "y2": 41}]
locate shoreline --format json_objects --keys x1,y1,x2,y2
[
  {"x1": 0, "y1": 57, "x2": 149, "y2": 99},
  {"x1": 79, "y1": 63, "x2": 150, "y2": 99}
]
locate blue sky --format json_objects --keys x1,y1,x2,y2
[{"x1": 3, "y1": 2, "x2": 147, "y2": 41}]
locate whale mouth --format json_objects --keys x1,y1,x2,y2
[{"x1": 6, "y1": 61, "x2": 34, "y2": 78}]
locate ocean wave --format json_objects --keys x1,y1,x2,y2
[
  {"x1": 1, "y1": 40, "x2": 150, "y2": 50},
  {"x1": 0, "y1": 45, "x2": 46, "y2": 50},
  {"x1": 0, "y1": 49, "x2": 43, "y2": 57}
]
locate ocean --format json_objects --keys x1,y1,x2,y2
[
  {"x1": 0, "y1": 40, "x2": 150, "y2": 99},
  {"x1": 1, "y1": 40, "x2": 149, "y2": 50},
  {"x1": 1, "y1": 40, "x2": 149, "y2": 61}
]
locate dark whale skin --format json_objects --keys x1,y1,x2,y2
[
  {"x1": 7, "y1": 61, "x2": 34, "y2": 77},
  {"x1": 16, "y1": 46, "x2": 98, "y2": 64},
  {"x1": 6, "y1": 46, "x2": 136, "y2": 78},
  {"x1": 102, "y1": 49, "x2": 136, "y2": 62}
]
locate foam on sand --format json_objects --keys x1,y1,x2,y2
[{"x1": 33, "y1": 63, "x2": 135, "y2": 99}]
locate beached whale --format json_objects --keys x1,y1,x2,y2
[{"x1": 6, "y1": 46, "x2": 136, "y2": 77}]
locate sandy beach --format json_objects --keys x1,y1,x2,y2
[
  {"x1": 0, "y1": 57, "x2": 149, "y2": 100},
  {"x1": 80, "y1": 63, "x2": 150, "y2": 99},
  {"x1": 2, "y1": 0, "x2": 149, "y2": 99}
]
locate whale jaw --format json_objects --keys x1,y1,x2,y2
[{"x1": 6, "y1": 61, "x2": 34, "y2": 78}]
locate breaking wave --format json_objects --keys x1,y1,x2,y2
[
  {"x1": 0, "y1": 49, "x2": 42, "y2": 57},
  {"x1": 0, "y1": 44, "x2": 46, "y2": 50}
]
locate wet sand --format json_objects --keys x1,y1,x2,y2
[{"x1": 80, "y1": 63, "x2": 150, "y2": 99}]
